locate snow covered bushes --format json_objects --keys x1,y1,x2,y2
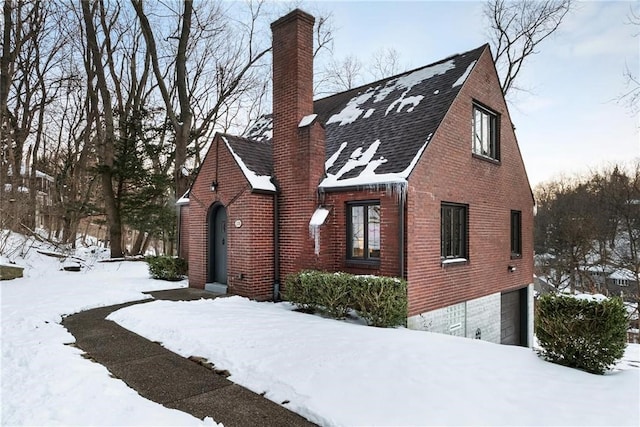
[
  {"x1": 284, "y1": 270, "x2": 407, "y2": 327},
  {"x1": 146, "y1": 256, "x2": 188, "y2": 281},
  {"x1": 535, "y1": 294, "x2": 628, "y2": 374}
]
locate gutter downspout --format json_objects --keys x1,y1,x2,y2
[
  {"x1": 399, "y1": 183, "x2": 406, "y2": 279},
  {"x1": 273, "y1": 191, "x2": 280, "y2": 301}
]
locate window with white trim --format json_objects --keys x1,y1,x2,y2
[{"x1": 473, "y1": 103, "x2": 499, "y2": 160}]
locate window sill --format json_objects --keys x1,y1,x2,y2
[
  {"x1": 346, "y1": 259, "x2": 380, "y2": 269},
  {"x1": 472, "y1": 153, "x2": 500, "y2": 165},
  {"x1": 441, "y1": 257, "x2": 468, "y2": 266},
  {"x1": 510, "y1": 254, "x2": 522, "y2": 260}
]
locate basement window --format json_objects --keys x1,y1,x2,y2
[{"x1": 347, "y1": 201, "x2": 380, "y2": 262}]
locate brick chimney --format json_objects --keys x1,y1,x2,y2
[{"x1": 271, "y1": 9, "x2": 325, "y2": 282}]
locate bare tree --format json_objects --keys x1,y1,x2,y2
[
  {"x1": 316, "y1": 54, "x2": 363, "y2": 94},
  {"x1": 0, "y1": 0, "x2": 69, "y2": 231},
  {"x1": 369, "y1": 47, "x2": 404, "y2": 80},
  {"x1": 484, "y1": 0, "x2": 572, "y2": 96},
  {"x1": 80, "y1": 0, "x2": 123, "y2": 257},
  {"x1": 620, "y1": 4, "x2": 639, "y2": 114},
  {"x1": 130, "y1": 0, "x2": 273, "y2": 200},
  {"x1": 535, "y1": 177, "x2": 597, "y2": 292}
]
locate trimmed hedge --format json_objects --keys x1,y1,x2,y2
[
  {"x1": 535, "y1": 293, "x2": 628, "y2": 374},
  {"x1": 284, "y1": 270, "x2": 407, "y2": 327},
  {"x1": 146, "y1": 256, "x2": 188, "y2": 281}
]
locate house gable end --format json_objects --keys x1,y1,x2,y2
[{"x1": 405, "y1": 45, "x2": 535, "y2": 316}]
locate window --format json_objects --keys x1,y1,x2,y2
[
  {"x1": 441, "y1": 203, "x2": 468, "y2": 260},
  {"x1": 347, "y1": 202, "x2": 380, "y2": 261},
  {"x1": 473, "y1": 103, "x2": 499, "y2": 160},
  {"x1": 511, "y1": 210, "x2": 522, "y2": 258}
]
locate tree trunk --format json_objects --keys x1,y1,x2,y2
[
  {"x1": 81, "y1": 0, "x2": 122, "y2": 258},
  {"x1": 131, "y1": 230, "x2": 145, "y2": 255}
]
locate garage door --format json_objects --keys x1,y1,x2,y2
[{"x1": 501, "y1": 288, "x2": 527, "y2": 346}]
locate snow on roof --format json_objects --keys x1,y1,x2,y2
[
  {"x1": 299, "y1": 114, "x2": 318, "y2": 128},
  {"x1": 176, "y1": 189, "x2": 190, "y2": 205},
  {"x1": 7, "y1": 165, "x2": 55, "y2": 181},
  {"x1": 327, "y1": 59, "x2": 455, "y2": 126},
  {"x1": 326, "y1": 91, "x2": 375, "y2": 126},
  {"x1": 222, "y1": 136, "x2": 276, "y2": 192},
  {"x1": 309, "y1": 207, "x2": 330, "y2": 227},
  {"x1": 609, "y1": 268, "x2": 636, "y2": 281},
  {"x1": 372, "y1": 59, "x2": 455, "y2": 104},
  {"x1": 325, "y1": 142, "x2": 347, "y2": 171},
  {"x1": 452, "y1": 60, "x2": 476, "y2": 87},
  {"x1": 319, "y1": 133, "x2": 433, "y2": 189},
  {"x1": 244, "y1": 115, "x2": 273, "y2": 142},
  {"x1": 238, "y1": 45, "x2": 487, "y2": 190}
]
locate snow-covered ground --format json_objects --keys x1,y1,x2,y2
[
  {"x1": 109, "y1": 297, "x2": 640, "y2": 426},
  {"x1": 1, "y1": 232, "x2": 216, "y2": 426},
  {"x1": 2, "y1": 230, "x2": 639, "y2": 426}
]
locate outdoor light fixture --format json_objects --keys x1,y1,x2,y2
[
  {"x1": 508, "y1": 265, "x2": 516, "y2": 273},
  {"x1": 211, "y1": 180, "x2": 218, "y2": 192}
]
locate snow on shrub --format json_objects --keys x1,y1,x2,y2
[
  {"x1": 535, "y1": 293, "x2": 627, "y2": 374},
  {"x1": 145, "y1": 256, "x2": 188, "y2": 281},
  {"x1": 284, "y1": 270, "x2": 407, "y2": 327}
]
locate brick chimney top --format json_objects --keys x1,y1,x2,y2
[{"x1": 270, "y1": 9, "x2": 315, "y2": 30}]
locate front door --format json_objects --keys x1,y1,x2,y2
[{"x1": 209, "y1": 206, "x2": 227, "y2": 284}]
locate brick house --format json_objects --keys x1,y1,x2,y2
[{"x1": 180, "y1": 9, "x2": 534, "y2": 346}]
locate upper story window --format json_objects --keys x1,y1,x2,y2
[
  {"x1": 473, "y1": 103, "x2": 499, "y2": 160},
  {"x1": 347, "y1": 201, "x2": 380, "y2": 261},
  {"x1": 614, "y1": 278, "x2": 629, "y2": 287},
  {"x1": 511, "y1": 210, "x2": 522, "y2": 258},
  {"x1": 441, "y1": 202, "x2": 468, "y2": 260}
]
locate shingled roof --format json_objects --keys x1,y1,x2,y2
[{"x1": 227, "y1": 44, "x2": 487, "y2": 191}]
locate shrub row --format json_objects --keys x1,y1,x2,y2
[
  {"x1": 535, "y1": 293, "x2": 627, "y2": 374},
  {"x1": 284, "y1": 270, "x2": 407, "y2": 327},
  {"x1": 146, "y1": 256, "x2": 188, "y2": 281}
]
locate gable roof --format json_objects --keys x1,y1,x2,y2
[
  {"x1": 229, "y1": 44, "x2": 487, "y2": 191},
  {"x1": 221, "y1": 134, "x2": 275, "y2": 192}
]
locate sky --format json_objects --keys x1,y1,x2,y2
[{"x1": 304, "y1": 0, "x2": 639, "y2": 187}]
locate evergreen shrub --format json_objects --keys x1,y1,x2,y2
[
  {"x1": 535, "y1": 293, "x2": 628, "y2": 374},
  {"x1": 350, "y1": 275, "x2": 407, "y2": 327},
  {"x1": 284, "y1": 270, "x2": 407, "y2": 327},
  {"x1": 146, "y1": 256, "x2": 188, "y2": 281}
]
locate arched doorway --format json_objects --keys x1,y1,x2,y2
[{"x1": 207, "y1": 204, "x2": 227, "y2": 284}]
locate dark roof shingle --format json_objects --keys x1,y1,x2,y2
[{"x1": 237, "y1": 45, "x2": 487, "y2": 189}]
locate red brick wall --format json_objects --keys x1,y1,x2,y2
[
  {"x1": 271, "y1": 10, "x2": 324, "y2": 283},
  {"x1": 188, "y1": 135, "x2": 275, "y2": 300},
  {"x1": 405, "y1": 47, "x2": 534, "y2": 317}
]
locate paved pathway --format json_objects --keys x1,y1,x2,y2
[{"x1": 62, "y1": 288, "x2": 315, "y2": 427}]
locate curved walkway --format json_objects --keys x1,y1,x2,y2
[{"x1": 62, "y1": 288, "x2": 315, "y2": 427}]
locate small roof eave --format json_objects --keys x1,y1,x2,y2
[
  {"x1": 176, "y1": 189, "x2": 190, "y2": 206},
  {"x1": 221, "y1": 135, "x2": 276, "y2": 193}
]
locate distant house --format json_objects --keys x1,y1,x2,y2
[
  {"x1": 179, "y1": 9, "x2": 534, "y2": 346},
  {"x1": 580, "y1": 266, "x2": 639, "y2": 300},
  {"x1": 4, "y1": 164, "x2": 54, "y2": 228}
]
